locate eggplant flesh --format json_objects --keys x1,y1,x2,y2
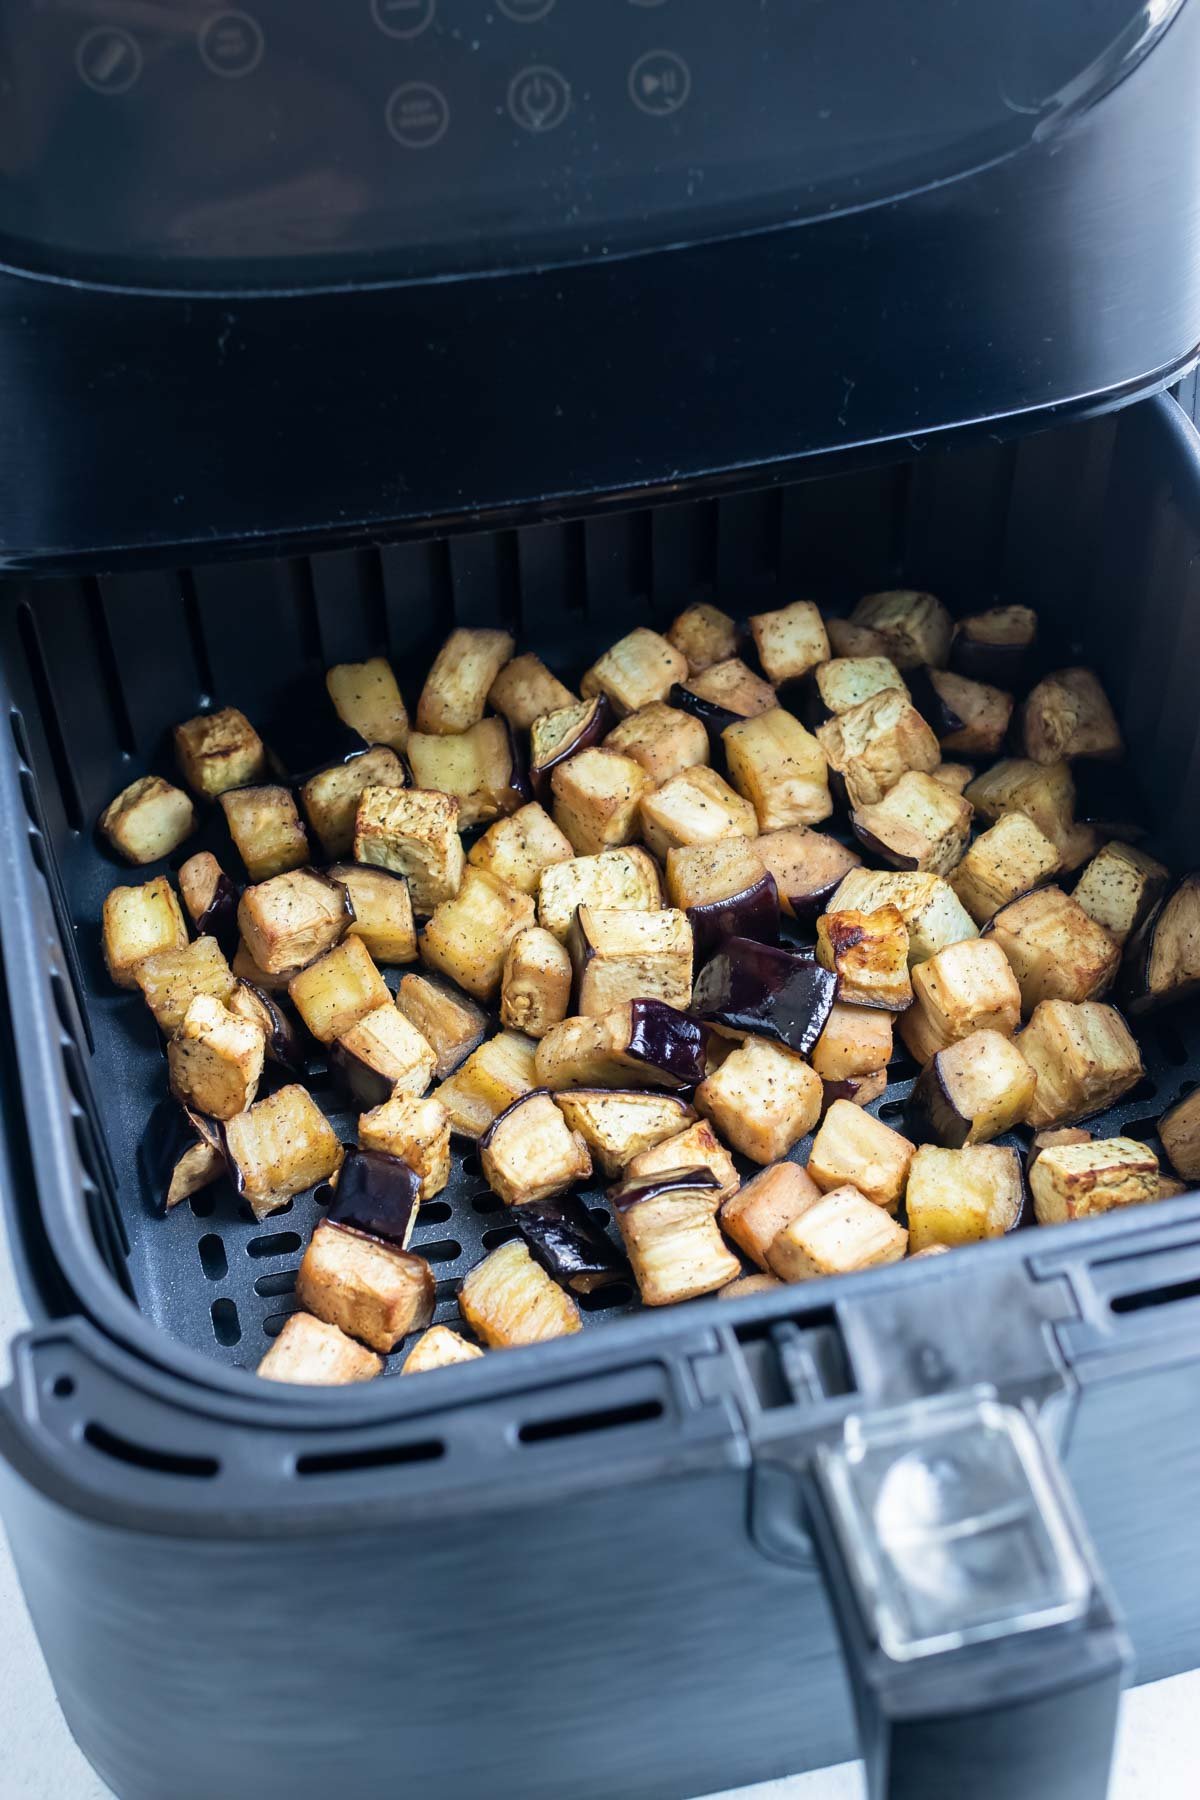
[
  {"x1": 667, "y1": 683, "x2": 741, "y2": 757},
  {"x1": 692, "y1": 937, "x2": 838, "y2": 1055},
  {"x1": 1123, "y1": 873, "x2": 1200, "y2": 1013},
  {"x1": 687, "y1": 872, "x2": 781, "y2": 959},
  {"x1": 905, "y1": 666, "x2": 966, "y2": 740},
  {"x1": 235, "y1": 981, "x2": 305, "y2": 1072},
  {"x1": 529, "y1": 696, "x2": 612, "y2": 803},
  {"x1": 143, "y1": 1099, "x2": 225, "y2": 1213},
  {"x1": 514, "y1": 1193, "x2": 630, "y2": 1292},
  {"x1": 327, "y1": 1147, "x2": 421, "y2": 1249},
  {"x1": 623, "y1": 999, "x2": 709, "y2": 1087},
  {"x1": 608, "y1": 1164, "x2": 722, "y2": 1215}
]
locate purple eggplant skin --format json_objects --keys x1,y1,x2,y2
[
  {"x1": 850, "y1": 820, "x2": 922, "y2": 872},
  {"x1": 142, "y1": 1099, "x2": 225, "y2": 1215},
  {"x1": 326, "y1": 1039, "x2": 397, "y2": 1111},
  {"x1": 667, "y1": 684, "x2": 741, "y2": 759},
  {"x1": 288, "y1": 737, "x2": 409, "y2": 791},
  {"x1": 194, "y1": 871, "x2": 240, "y2": 957},
  {"x1": 687, "y1": 871, "x2": 781, "y2": 960},
  {"x1": 327, "y1": 1147, "x2": 422, "y2": 1249},
  {"x1": 529, "y1": 695, "x2": 612, "y2": 804},
  {"x1": 784, "y1": 876, "x2": 851, "y2": 925},
  {"x1": 691, "y1": 937, "x2": 838, "y2": 1056},
  {"x1": 948, "y1": 632, "x2": 1036, "y2": 691},
  {"x1": 513, "y1": 1193, "x2": 630, "y2": 1293},
  {"x1": 238, "y1": 981, "x2": 305, "y2": 1073},
  {"x1": 498, "y1": 717, "x2": 532, "y2": 811},
  {"x1": 608, "y1": 1164, "x2": 722, "y2": 1216},
  {"x1": 1121, "y1": 872, "x2": 1200, "y2": 1015},
  {"x1": 624, "y1": 999, "x2": 709, "y2": 1088},
  {"x1": 907, "y1": 1058, "x2": 972, "y2": 1149},
  {"x1": 1070, "y1": 760, "x2": 1148, "y2": 840},
  {"x1": 906, "y1": 666, "x2": 967, "y2": 740}
]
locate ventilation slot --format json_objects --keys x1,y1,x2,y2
[
  {"x1": 254, "y1": 1269, "x2": 298, "y2": 1298},
  {"x1": 211, "y1": 1298, "x2": 241, "y2": 1345},
  {"x1": 247, "y1": 1230, "x2": 302, "y2": 1259},
  {"x1": 296, "y1": 1438, "x2": 445, "y2": 1477},
  {"x1": 517, "y1": 1399, "x2": 664, "y2": 1446},
  {"x1": 1111, "y1": 1275, "x2": 1200, "y2": 1315},
  {"x1": 419, "y1": 1238, "x2": 463, "y2": 1263},
  {"x1": 198, "y1": 1235, "x2": 228, "y2": 1281},
  {"x1": 83, "y1": 1422, "x2": 219, "y2": 1479}
]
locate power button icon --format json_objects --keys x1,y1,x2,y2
[{"x1": 507, "y1": 65, "x2": 571, "y2": 133}]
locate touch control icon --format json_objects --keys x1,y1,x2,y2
[
  {"x1": 75, "y1": 27, "x2": 143, "y2": 94},
  {"x1": 386, "y1": 82, "x2": 450, "y2": 147},
  {"x1": 629, "y1": 49, "x2": 690, "y2": 116},
  {"x1": 198, "y1": 12, "x2": 265, "y2": 78},
  {"x1": 371, "y1": 0, "x2": 436, "y2": 39},
  {"x1": 508, "y1": 65, "x2": 571, "y2": 133}
]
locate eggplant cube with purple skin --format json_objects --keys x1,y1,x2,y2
[
  {"x1": 666, "y1": 838, "x2": 779, "y2": 959},
  {"x1": 328, "y1": 863, "x2": 417, "y2": 966},
  {"x1": 468, "y1": 802, "x2": 574, "y2": 897},
  {"x1": 950, "y1": 605, "x2": 1037, "y2": 687},
  {"x1": 754, "y1": 827, "x2": 861, "y2": 922},
  {"x1": 179, "y1": 852, "x2": 239, "y2": 952},
  {"x1": 904, "y1": 1143, "x2": 1026, "y2": 1251},
  {"x1": 1071, "y1": 840, "x2": 1168, "y2": 949},
  {"x1": 816, "y1": 906, "x2": 912, "y2": 1012},
  {"x1": 143, "y1": 1100, "x2": 225, "y2": 1213},
  {"x1": 459, "y1": 1239, "x2": 582, "y2": 1347},
  {"x1": 696, "y1": 1035, "x2": 823, "y2": 1164},
  {"x1": 682, "y1": 657, "x2": 777, "y2": 720},
  {"x1": 536, "y1": 1001, "x2": 707, "y2": 1093},
  {"x1": 1158, "y1": 1088, "x2": 1200, "y2": 1184},
  {"x1": 986, "y1": 886, "x2": 1120, "y2": 1013},
  {"x1": 435, "y1": 1030, "x2": 538, "y2": 1138},
  {"x1": 330, "y1": 1003, "x2": 436, "y2": 1109},
  {"x1": 288, "y1": 933, "x2": 391, "y2": 1043},
  {"x1": 552, "y1": 747, "x2": 650, "y2": 855},
  {"x1": 407, "y1": 719, "x2": 523, "y2": 831},
  {"x1": 326, "y1": 657, "x2": 409, "y2": 752},
  {"x1": 667, "y1": 603, "x2": 741, "y2": 674},
  {"x1": 168, "y1": 993, "x2": 265, "y2": 1122},
  {"x1": 639, "y1": 765, "x2": 759, "y2": 861},
  {"x1": 420, "y1": 867, "x2": 536, "y2": 1002},
  {"x1": 768, "y1": 1185, "x2": 908, "y2": 1281},
  {"x1": 1124, "y1": 872, "x2": 1200, "y2": 1013},
  {"x1": 175, "y1": 706, "x2": 266, "y2": 798},
  {"x1": 553, "y1": 1089, "x2": 695, "y2": 1179},
  {"x1": 501, "y1": 926, "x2": 573, "y2": 1039},
  {"x1": 487, "y1": 653, "x2": 576, "y2": 731},
  {"x1": 851, "y1": 771, "x2": 973, "y2": 877},
  {"x1": 514, "y1": 1194, "x2": 630, "y2": 1294},
  {"x1": 571, "y1": 906, "x2": 694, "y2": 1017},
  {"x1": 749, "y1": 600, "x2": 831, "y2": 684},
  {"x1": 220, "y1": 785, "x2": 309, "y2": 882},
  {"x1": 1021, "y1": 667, "x2": 1122, "y2": 765},
  {"x1": 965, "y1": 759, "x2": 1096, "y2": 871},
  {"x1": 100, "y1": 775, "x2": 196, "y2": 866},
  {"x1": 808, "y1": 1098, "x2": 915, "y2": 1212},
  {"x1": 720, "y1": 1161, "x2": 822, "y2": 1271},
  {"x1": 624, "y1": 1117, "x2": 740, "y2": 1204},
  {"x1": 529, "y1": 695, "x2": 612, "y2": 802},
  {"x1": 948, "y1": 812, "x2": 1062, "y2": 927},
  {"x1": 537, "y1": 845, "x2": 662, "y2": 943},
  {"x1": 481, "y1": 1090, "x2": 593, "y2": 1206},
  {"x1": 224, "y1": 1083, "x2": 344, "y2": 1221},
  {"x1": 722, "y1": 708, "x2": 833, "y2": 831},
  {"x1": 402, "y1": 1326, "x2": 485, "y2": 1374},
  {"x1": 604, "y1": 702, "x2": 710, "y2": 789},
  {"x1": 815, "y1": 689, "x2": 941, "y2": 811},
  {"x1": 900, "y1": 937, "x2": 1022, "y2": 1063},
  {"x1": 301, "y1": 746, "x2": 407, "y2": 859},
  {"x1": 415, "y1": 626, "x2": 515, "y2": 736},
  {"x1": 610, "y1": 1168, "x2": 739, "y2": 1307},
  {"x1": 692, "y1": 937, "x2": 839, "y2": 1054},
  {"x1": 849, "y1": 590, "x2": 953, "y2": 670},
  {"x1": 135, "y1": 935, "x2": 237, "y2": 1034},
  {"x1": 238, "y1": 868, "x2": 352, "y2": 977},
  {"x1": 908, "y1": 1029, "x2": 1035, "y2": 1147},
  {"x1": 228, "y1": 982, "x2": 302, "y2": 1071},
  {"x1": 257, "y1": 1314, "x2": 384, "y2": 1386},
  {"x1": 1018, "y1": 1000, "x2": 1144, "y2": 1129},
  {"x1": 582, "y1": 627, "x2": 689, "y2": 718},
  {"x1": 298, "y1": 1221, "x2": 434, "y2": 1354},
  {"x1": 358, "y1": 1092, "x2": 451, "y2": 1201},
  {"x1": 829, "y1": 868, "x2": 977, "y2": 968},
  {"x1": 1029, "y1": 1135, "x2": 1159, "y2": 1228},
  {"x1": 396, "y1": 972, "x2": 487, "y2": 1079},
  {"x1": 910, "y1": 666, "x2": 1013, "y2": 758},
  {"x1": 102, "y1": 875, "x2": 189, "y2": 989},
  {"x1": 354, "y1": 786, "x2": 465, "y2": 916}
]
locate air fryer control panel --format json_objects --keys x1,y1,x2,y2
[{"x1": 0, "y1": 0, "x2": 1172, "y2": 280}]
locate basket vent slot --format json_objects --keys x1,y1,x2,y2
[
  {"x1": 295, "y1": 1438, "x2": 445, "y2": 1477},
  {"x1": 83, "y1": 1422, "x2": 220, "y2": 1480},
  {"x1": 517, "y1": 1398, "x2": 664, "y2": 1446}
]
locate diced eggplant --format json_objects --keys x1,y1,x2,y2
[
  {"x1": 327, "y1": 1145, "x2": 422, "y2": 1248},
  {"x1": 512, "y1": 1195, "x2": 630, "y2": 1294},
  {"x1": 624, "y1": 1118, "x2": 740, "y2": 1204},
  {"x1": 481, "y1": 1090, "x2": 593, "y2": 1206},
  {"x1": 401, "y1": 1326, "x2": 484, "y2": 1374},
  {"x1": 820, "y1": 1068, "x2": 888, "y2": 1114},
  {"x1": 257, "y1": 1313, "x2": 384, "y2": 1385},
  {"x1": 570, "y1": 906, "x2": 694, "y2": 1017},
  {"x1": 964, "y1": 759, "x2": 1096, "y2": 869},
  {"x1": 468, "y1": 802, "x2": 573, "y2": 897},
  {"x1": 816, "y1": 690, "x2": 941, "y2": 811},
  {"x1": 297, "y1": 1219, "x2": 434, "y2": 1353},
  {"x1": 460, "y1": 1238, "x2": 583, "y2": 1346},
  {"x1": 696, "y1": 1034, "x2": 823, "y2": 1163},
  {"x1": 167, "y1": 993, "x2": 265, "y2": 1122},
  {"x1": 679, "y1": 657, "x2": 778, "y2": 721},
  {"x1": 415, "y1": 627, "x2": 515, "y2": 736},
  {"x1": 501, "y1": 926, "x2": 573, "y2": 1039},
  {"x1": 300, "y1": 745, "x2": 407, "y2": 859},
  {"x1": 906, "y1": 666, "x2": 1013, "y2": 757},
  {"x1": 552, "y1": 747, "x2": 650, "y2": 855},
  {"x1": 537, "y1": 845, "x2": 662, "y2": 942},
  {"x1": 581, "y1": 626, "x2": 688, "y2": 718},
  {"x1": 1070, "y1": 760, "x2": 1149, "y2": 840},
  {"x1": 948, "y1": 813, "x2": 1061, "y2": 926},
  {"x1": 354, "y1": 786, "x2": 464, "y2": 916},
  {"x1": 949, "y1": 604, "x2": 1038, "y2": 686},
  {"x1": 749, "y1": 600, "x2": 830, "y2": 684},
  {"x1": 905, "y1": 1144, "x2": 1026, "y2": 1251},
  {"x1": 908, "y1": 1244, "x2": 951, "y2": 1261},
  {"x1": 1022, "y1": 667, "x2": 1122, "y2": 764},
  {"x1": 178, "y1": 852, "x2": 239, "y2": 955},
  {"x1": 238, "y1": 868, "x2": 353, "y2": 977},
  {"x1": 552, "y1": 1089, "x2": 695, "y2": 1178},
  {"x1": 639, "y1": 765, "x2": 759, "y2": 861},
  {"x1": 407, "y1": 718, "x2": 526, "y2": 830},
  {"x1": 851, "y1": 771, "x2": 972, "y2": 876},
  {"x1": 528, "y1": 695, "x2": 613, "y2": 803},
  {"x1": 719, "y1": 1162, "x2": 821, "y2": 1270},
  {"x1": 667, "y1": 603, "x2": 741, "y2": 674},
  {"x1": 718, "y1": 1272, "x2": 785, "y2": 1299},
  {"x1": 329, "y1": 1003, "x2": 436, "y2": 1108},
  {"x1": 288, "y1": 934, "x2": 391, "y2": 1043},
  {"x1": 219, "y1": 784, "x2": 309, "y2": 882},
  {"x1": 692, "y1": 936, "x2": 838, "y2": 1052},
  {"x1": 102, "y1": 875, "x2": 189, "y2": 989},
  {"x1": 1029, "y1": 1136, "x2": 1159, "y2": 1227},
  {"x1": 396, "y1": 973, "x2": 488, "y2": 1079},
  {"x1": 1026, "y1": 1126, "x2": 1093, "y2": 1176},
  {"x1": 755, "y1": 827, "x2": 861, "y2": 922},
  {"x1": 223, "y1": 1083, "x2": 344, "y2": 1221},
  {"x1": 768, "y1": 1186, "x2": 908, "y2": 1280},
  {"x1": 807, "y1": 1098, "x2": 915, "y2": 1211},
  {"x1": 985, "y1": 886, "x2": 1119, "y2": 1012},
  {"x1": 1158, "y1": 1089, "x2": 1200, "y2": 1182},
  {"x1": 900, "y1": 938, "x2": 1022, "y2": 1062},
  {"x1": 142, "y1": 1099, "x2": 225, "y2": 1213},
  {"x1": 135, "y1": 934, "x2": 237, "y2": 1034},
  {"x1": 1158, "y1": 1174, "x2": 1190, "y2": 1198},
  {"x1": 604, "y1": 702, "x2": 710, "y2": 788},
  {"x1": 666, "y1": 841, "x2": 779, "y2": 959},
  {"x1": 1122, "y1": 873, "x2": 1200, "y2": 1013},
  {"x1": 487, "y1": 653, "x2": 576, "y2": 730},
  {"x1": 808, "y1": 656, "x2": 907, "y2": 724},
  {"x1": 420, "y1": 867, "x2": 536, "y2": 1002},
  {"x1": 810, "y1": 1002, "x2": 894, "y2": 1081},
  {"x1": 536, "y1": 1000, "x2": 708, "y2": 1093},
  {"x1": 1071, "y1": 840, "x2": 1168, "y2": 950},
  {"x1": 327, "y1": 863, "x2": 417, "y2": 965},
  {"x1": 827, "y1": 618, "x2": 888, "y2": 659},
  {"x1": 232, "y1": 939, "x2": 292, "y2": 994},
  {"x1": 358, "y1": 1091, "x2": 451, "y2": 1202},
  {"x1": 815, "y1": 906, "x2": 912, "y2": 1012},
  {"x1": 829, "y1": 868, "x2": 978, "y2": 967},
  {"x1": 435, "y1": 1030, "x2": 538, "y2": 1138},
  {"x1": 849, "y1": 590, "x2": 953, "y2": 670},
  {"x1": 175, "y1": 706, "x2": 266, "y2": 798},
  {"x1": 723, "y1": 708, "x2": 833, "y2": 831},
  {"x1": 908, "y1": 1030, "x2": 1035, "y2": 1147},
  {"x1": 100, "y1": 775, "x2": 195, "y2": 866},
  {"x1": 609, "y1": 1166, "x2": 739, "y2": 1306},
  {"x1": 930, "y1": 762, "x2": 975, "y2": 795},
  {"x1": 326, "y1": 657, "x2": 410, "y2": 753},
  {"x1": 1018, "y1": 999, "x2": 1144, "y2": 1128},
  {"x1": 229, "y1": 981, "x2": 304, "y2": 1072}
]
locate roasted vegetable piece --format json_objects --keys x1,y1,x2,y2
[
  {"x1": 696, "y1": 1034, "x2": 823, "y2": 1163},
  {"x1": 536, "y1": 1001, "x2": 708, "y2": 1092},
  {"x1": 1029, "y1": 1136, "x2": 1159, "y2": 1227},
  {"x1": 552, "y1": 1089, "x2": 695, "y2": 1178},
  {"x1": 528, "y1": 695, "x2": 613, "y2": 802},
  {"x1": 329, "y1": 1003, "x2": 436, "y2": 1109},
  {"x1": 1071, "y1": 841, "x2": 1168, "y2": 948},
  {"x1": 552, "y1": 746, "x2": 650, "y2": 854},
  {"x1": 513, "y1": 1194, "x2": 630, "y2": 1293},
  {"x1": 395, "y1": 972, "x2": 488, "y2": 1079},
  {"x1": 328, "y1": 1146, "x2": 422, "y2": 1245},
  {"x1": 719, "y1": 1162, "x2": 821, "y2": 1270},
  {"x1": 459, "y1": 1239, "x2": 583, "y2": 1346},
  {"x1": 609, "y1": 1167, "x2": 739, "y2": 1306},
  {"x1": 224, "y1": 1084, "x2": 344, "y2": 1221},
  {"x1": 258, "y1": 1314, "x2": 384, "y2": 1385},
  {"x1": 300, "y1": 746, "x2": 406, "y2": 859},
  {"x1": 948, "y1": 812, "x2": 1061, "y2": 926},
  {"x1": 829, "y1": 868, "x2": 978, "y2": 967},
  {"x1": 624, "y1": 1118, "x2": 740, "y2": 1204},
  {"x1": 639, "y1": 764, "x2": 759, "y2": 860},
  {"x1": 168, "y1": 993, "x2": 265, "y2": 1121},
  {"x1": 179, "y1": 852, "x2": 239, "y2": 954},
  {"x1": 407, "y1": 718, "x2": 526, "y2": 830},
  {"x1": 238, "y1": 869, "x2": 353, "y2": 977},
  {"x1": 964, "y1": 759, "x2": 1096, "y2": 870},
  {"x1": 1158, "y1": 1089, "x2": 1200, "y2": 1183},
  {"x1": 358, "y1": 1091, "x2": 451, "y2": 1201},
  {"x1": 807, "y1": 656, "x2": 907, "y2": 723},
  {"x1": 604, "y1": 702, "x2": 710, "y2": 787},
  {"x1": 487, "y1": 653, "x2": 575, "y2": 730},
  {"x1": 135, "y1": 935, "x2": 237, "y2": 1033},
  {"x1": 570, "y1": 907, "x2": 694, "y2": 1017},
  {"x1": 1027, "y1": 1126, "x2": 1093, "y2": 1174},
  {"x1": 949, "y1": 605, "x2": 1037, "y2": 686},
  {"x1": 468, "y1": 802, "x2": 573, "y2": 896},
  {"x1": 142, "y1": 1099, "x2": 225, "y2": 1213},
  {"x1": 815, "y1": 906, "x2": 912, "y2": 1011},
  {"x1": 287, "y1": 934, "x2": 391, "y2": 1043},
  {"x1": 820, "y1": 1067, "x2": 889, "y2": 1113},
  {"x1": 298, "y1": 1220, "x2": 434, "y2": 1353},
  {"x1": 849, "y1": 590, "x2": 953, "y2": 669},
  {"x1": 219, "y1": 785, "x2": 309, "y2": 881},
  {"x1": 481, "y1": 1090, "x2": 593, "y2": 1206},
  {"x1": 100, "y1": 775, "x2": 195, "y2": 865},
  {"x1": 807, "y1": 1099, "x2": 915, "y2": 1211},
  {"x1": 667, "y1": 603, "x2": 741, "y2": 674},
  {"x1": 908, "y1": 1030, "x2": 1035, "y2": 1147},
  {"x1": 1122, "y1": 874, "x2": 1200, "y2": 1013},
  {"x1": 401, "y1": 1326, "x2": 484, "y2": 1374},
  {"x1": 1022, "y1": 667, "x2": 1122, "y2": 764},
  {"x1": 906, "y1": 666, "x2": 1013, "y2": 758},
  {"x1": 680, "y1": 657, "x2": 777, "y2": 719},
  {"x1": 692, "y1": 936, "x2": 838, "y2": 1052},
  {"x1": 666, "y1": 840, "x2": 780, "y2": 958},
  {"x1": 905, "y1": 1144, "x2": 1027, "y2": 1251},
  {"x1": 102, "y1": 875, "x2": 189, "y2": 988},
  {"x1": 415, "y1": 627, "x2": 515, "y2": 735},
  {"x1": 749, "y1": 600, "x2": 830, "y2": 684},
  {"x1": 435, "y1": 1030, "x2": 538, "y2": 1138},
  {"x1": 985, "y1": 886, "x2": 1119, "y2": 1012},
  {"x1": 537, "y1": 845, "x2": 662, "y2": 942},
  {"x1": 501, "y1": 926, "x2": 573, "y2": 1038},
  {"x1": 1018, "y1": 999, "x2": 1144, "y2": 1128},
  {"x1": 232, "y1": 939, "x2": 291, "y2": 993},
  {"x1": 420, "y1": 867, "x2": 536, "y2": 1002},
  {"x1": 719, "y1": 1272, "x2": 786, "y2": 1299},
  {"x1": 723, "y1": 708, "x2": 833, "y2": 830},
  {"x1": 327, "y1": 863, "x2": 416, "y2": 965},
  {"x1": 900, "y1": 937, "x2": 1022, "y2": 1062},
  {"x1": 815, "y1": 690, "x2": 941, "y2": 810},
  {"x1": 755, "y1": 827, "x2": 861, "y2": 921},
  {"x1": 930, "y1": 762, "x2": 975, "y2": 796},
  {"x1": 827, "y1": 619, "x2": 888, "y2": 659},
  {"x1": 581, "y1": 626, "x2": 688, "y2": 717},
  {"x1": 768, "y1": 1186, "x2": 908, "y2": 1280},
  {"x1": 326, "y1": 657, "x2": 409, "y2": 752},
  {"x1": 175, "y1": 706, "x2": 266, "y2": 797},
  {"x1": 851, "y1": 771, "x2": 972, "y2": 876},
  {"x1": 354, "y1": 786, "x2": 464, "y2": 915},
  {"x1": 810, "y1": 1003, "x2": 894, "y2": 1081}
]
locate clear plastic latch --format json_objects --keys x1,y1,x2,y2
[{"x1": 816, "y1": 1388, "x2": 1092, "y2": 1663}]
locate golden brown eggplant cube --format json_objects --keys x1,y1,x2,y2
[
  {"x1": 815, "y1": 690, "x2": 940, "y2": 810},
  {"x1": 851, "y1": 771, "x2": 972, "y2": 877},
  {"x1": 849, "y1": 589, "x2": 953, "y2": 669},
  {"x1": 719, "y1": 1162, "x2": 822, "y2": 1270},
  {"x1": 220, "y1": 785, "x2": 309, "y2": 882},
  {"x1": 683, "y1": 657, "x2": 776, "y2": 717},
  {"x1": 1029, "y1": 1136, "x2": 1159, "y2": 1226},
  {"x1": 614, "y1": 1177, "x2": 740, "y2": 1306},
  {"x1": 667, "y1": 602, "x2": 741, "y2": 674},
  {"x1": 135, "y1": 934, "x2": 237, "y2": 1033},
  {"x1": 1071, "y1": 840, "x2": 1169, "y2": 948},
  {"x1": 1158, "y1": 1089, "x2": 1200, "y2": 1184},
  {"x1": 257, "y1": 1313, "x2": 384, "y2": 1385},
  {"x1": 167, "y1": 993, "x2": 265, "y2": 1121},
  {"x1": 570, "y1": 907, "x2": 693, "y2": 1017},
  {"x1": 406, "y1": 719, "x2": 521, "y2": 830},
  {"x1": 467, "y1": 802, "x2": 573, "y2": 896},
  {"x1": 420, "y1": 867, "x2": 536, "y2": 1002},
  {"x1": 395, "y1": 972, "x2": 487, "y2": 1079},
  {"x1": 358, "y1": 1091, "x2": 451, "y2": 1201},
  {"x1": 910, "y1": 1030, "x2": 1035, "y2": 1146},
  {"x1": 232, "y1": 938, "x2": 292, "y2": 994},
  {"x1": 401, "y1": 1325, "x2": 485, "y2": 1374},
  {"x1": 238, "y1": 868, "x2": 351, "y2": 976},
  {"x1": 435, "y1": 1030, "x2": 538, "y2": 1138},
  {"x1": 102, "y1": 875, "x2": 189, "y2": 989},
  {"x1": 604, "y1": 702, "x2": 710, "y2": 787},
  {"x1": 816, "y1": 906, "x2": 912, "y2": 1011},
  {"x1": 810, "y1": 1002, "x2": 894, "y2": 1081},
  {"x1": 696, "y1": 1035, "x2": 823, "y2": 1164},
  {"x1": 1018, "y1": 1000, "x2": 1143, "y2": 1129},
  {"x1": 829, "y1": 868, "x2": 978, "y2": 967},
  {"x1": 300, "y1": 746, "x2": 407, "y2": 859},
  {"x1": 948, "y1": 812, "x2": 1061, "y2": 926},
  {"x1": 288, "y1": 934, "x2": 391, "y2": 1043},
  {"x1": 625, "y1": 1118, "x2": 740, "y2": 1204},
  {"x1": 552, "y1": 1090, "x2": 695, "y2": 1179},
  {"x1": 552, "y1": 747, "x2": 650, "y2": 855},
  {"x1": 328, "y1": 864, "x2": 417, "y2": 965},
  {"x1": 813, "y1": 656, "x2": 907, "y2": 717},
  {"x1": 501, "y1": 926, "x2": 573, "y2": 1039},
  {"x1": 986, "y1": 886, "x2": 1119, "y2": 1012},
  {"x1": 458, "y1": 1238, "x2": 582, "y2": 1346},
  {"x1": 807, "y1": 1099, "x2": 915, "y2": 1212},
  {"x1": 537, "y1": 845, "x2": 662, "y2": 942},
  {"x1": 581, "y1": 626, "x2": 688, "y2": 717},
  {"x1": 767, "y1": 1185, "x2": 908, "y2": 1280},
  {"x1": 901, "y1": 937, "x2": 1022, "y2": 1062},
  {"x1": 174, "y1": 706, "x2": 266, "y2": 798},
  {"x1": 354, "y1": 785, "x2": 465, "y2": 916},
  {"x1": 334, "y1": 1004, "x2": 437, "y2": 1103},
  {"x1": 639, "y1": 765, "x2": 758, "y2": 861},
  {"x1": 415, "y1": 627, "x2": 515, "y2": 735},
  {"x1": 904, "y1": 1143, "x2": 1026, "y2": 1250},
  {"x1": 487, "y1": 653, "x2": 576, "y2": 730},
  {"x1": 326, "y1": 657, "x2": 409, "y2": 752},
  {"x1": 100, "y1": 776, "x2": 195, "y2": 866},
  {"x1": 665, "y1": 837, "x2": 768, "y2": 911},
  {"x1": 480, "y1": 1090, "x2": 593, "y2": 1205},
  {"x1": 1021, "y1": 667, "x2": 1122, "y2": 764},
  {"x1": 297, "y1": 1220, "x2": 435, "y2": 1353},
  {"x1": 224, "y1": 1084, "x2": 344, "y2": 1221},
  {"x1": 748, "y1": 599, "x2": 830, "y2": 683},
  {"x1": 723, "y1": 708, "x2": 833, "y2": 830}
]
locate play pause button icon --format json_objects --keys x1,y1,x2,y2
[{"x1": 629, "y1": 49, "x2": 691, "y2": 116}]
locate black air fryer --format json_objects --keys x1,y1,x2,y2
[{"x1": 2, "y1": 5, "x2": 1200, "y2": 1798}]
